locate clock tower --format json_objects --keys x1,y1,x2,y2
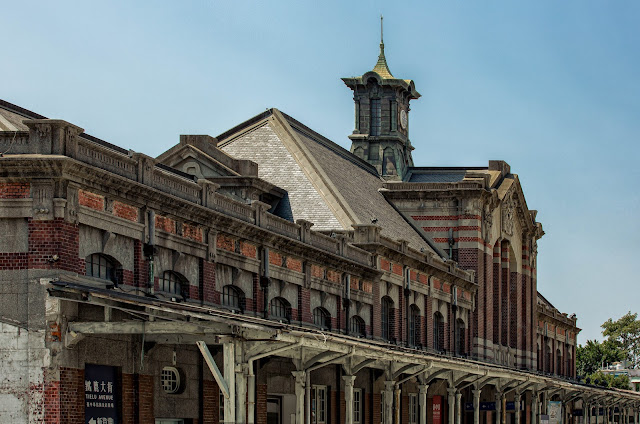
[{"x1": 342, "y1": 17, "x2": 421, "y2": 180}]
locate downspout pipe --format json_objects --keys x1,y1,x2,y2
[
  {"x1": 146, "y1": 210, "x2": 155, "y2": 294},
  {"x1": 246, "y1": 341, "x2": 303, "y2": 424}
]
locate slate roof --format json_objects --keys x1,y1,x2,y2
[
  {"x1": 220, "y1": 122, "x2": 344, "y2": 230},
  {"x1": 218, "y1": 109, "x2": 436, "y2": 254}
]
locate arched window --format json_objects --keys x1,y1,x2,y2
[
  {"x1": 433, "y1": 312, "x2": 444, "y2": 352},
  {"x1": 160, "y1": 271, "x2": 188, "y2": 297},
  {"x1": 85, "y1": 254, "x2": 118, "y2": 284},
  {"x1": 382, "y1": 148, "x2": 396, "y2": 176},
  {"x1": 381, "y1": 296, "x2": 394, "y2": 341},
  {"x1": 313, "y1": 307, "x2": 331, "y2": 330},
  {"x1": 409, "y1": 305, "x2": 420, "y2": 347},
  {"x1": 556, "y1": 349, "x2": 562, "y2": 375},
  {"x1": 456, "y1": 318, "x2": 466, "y2": 356},
  {"x1": 270, "y1": 297, "x2": 291, "y2": 323},
  {"x1": 222, "y1": 285, "x2": 245, "y2": 312},
  {"x1": 350, "y1": 316, "x2": 366, "y2": 337}
]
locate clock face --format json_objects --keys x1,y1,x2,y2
[{"x1": 400, "y1": 109, "x2": 408, "y2": 129}]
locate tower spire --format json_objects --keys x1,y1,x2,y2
[{"x1": 373, "y1": 15, "x2": 393, "y2": 79}]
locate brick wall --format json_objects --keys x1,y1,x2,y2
[
  {"x1": 256, "y1": 383, "x2": 267, "y2": 424},
  {"x1": 60, "y1": 367, "x2": 84, "y2": 423},
  {"x1": 112, "y1": 201, "x2": 139, "y2": 222},
  {"x1": 0, "y1": 182, "x2": 30, "y2": 198},
  {"x1": 28, "y1": 218, "x2": 82, "y2": 273},
  {"x1": 202, "y1": 261, "x2": 217, "y2": 303},
  {"x1": 78, "y1": 190, "x2": 105, "y2": 211},
  {"x1": 203, "y1": 379, "x2": 218, "y2": 424}
]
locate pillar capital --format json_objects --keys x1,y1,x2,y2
[
  {"x1": 420, "y1": 384, "x2": 429, "y2": 395},
  {"x1": 384, "y1": 380, "x2": 395, "y2": 392},
  {"x1": 343, "y1": 375, "x2": 356, "y2": 387},
  {"x1": 291, "y1": 370, "x2": 306, "y2": 385}
]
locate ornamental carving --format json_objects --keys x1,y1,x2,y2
[
  {"x1": 482, "y1": 204, "x2": 493, "y2": 242},
  {"x1": 502, "y1": 194, "x2": 516, "y2": 236}
]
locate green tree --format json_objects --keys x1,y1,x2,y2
[
  {"x1": 601, "y1": 312, "x2": 640, "y2": 368},
  {"x1": 576, "y1": 339, "x2": 625, "y2": 378},
  {"x1": 585, "y1": 370, "x2": 630, "y2": 390}
]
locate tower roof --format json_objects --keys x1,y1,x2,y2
[
  {"x1": 372, "y1": 42, "x2": 394, "y2": 79},
  {"x1": 342, "y1": 17, "x2": 420, "y2": 99}
]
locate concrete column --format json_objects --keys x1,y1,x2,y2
[
  {"x1": 495, "y1": 392, "x2": 503, "y2": 424},
  {"x1": 596, "y1": 404, "x2": 600, "y2": 424},
  {"x1": 448, "y1": 388, "x2": 457, "y2": 424},
  {"x1": 456, "y1": 391, "x2": 462, "y2": 424},
  {"x1": 236, "y1": 364, "x2": 248, "y2": 424},
  {"x1": 584, "y1": 402, "x2": 589, "y2": 424},
  {"x1": 473, "y1": 389, "x2": 481, "y2": 424},
  {"x1": 396, "y1": 385, "x2": 403, "y2": 424},
  {"x1": 531, "y1": 393, "x2": 538, "y2": 424},
  {"x1": 605, "y1": 407, "x2": 609, "y2": 424},
  {"x1": 223, "y1": 342, "x2": 236, "y2": 424},
  {"x1": 247, "y1": 373, "x2": 256, "y2": 424},
  {"x1": 292, "y1": 371, "x2": 306, "y2": 424},
  {"x1": 420, "y1": 384, "x2": 429, "y2": 424},
  {"x1": 515, "y1": 394, "x2": 522, "y2": 424},
  {"x1": 344, "y1": 375, "x2": 356, "y2": 424},
  {"x1": 384, "y1": 380, "x2": 395, "y2": 424}
]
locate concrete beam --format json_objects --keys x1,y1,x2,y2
[
  {"x1": 197, "y1": 341, "x2": 229, "y2": 398},
  {"x1": 68, "y1": 320, "x2": 228, "y2": 335}
]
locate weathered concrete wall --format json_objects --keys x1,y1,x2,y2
[{"x1": 0, "y1": 321, "x2": 48, "y2": 423}]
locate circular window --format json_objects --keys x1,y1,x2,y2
[{"x1": 161, "y1": 367, "x2": 181, "y2": 394}]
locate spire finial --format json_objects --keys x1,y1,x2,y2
[{"x1": 372, "y1": 15, "x2": 393, "y2": 78}]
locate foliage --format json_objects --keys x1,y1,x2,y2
[
  {"x1": 576, "y1": 339, "x2": 625, "y2": 378},
  {"x1": 584, "y1": 370, "x2": 630, "y2": 390},
  {"x1": 601, "y1": 311, "x2": 640, "y2": 369}
]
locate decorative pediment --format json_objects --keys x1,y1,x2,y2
[{"x1": 159, "y1": 144, "x2": 241, "y2": 179}]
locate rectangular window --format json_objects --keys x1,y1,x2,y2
[
  {"x1": 370, "y1": 99, "x2": 381, "y2": 136},
  {"x1": 409, "y1": 394, "x2": 418, "y2": 424},
  {"x1": 381, "y1": 391, "x2": 385, "y2": 424},
  {"x1": 354, "y1": 389, "x2": 362, "y2": 424},
  {"x1": 219, "y1": 390, "x2": 225, "y2": 421},
  {"x1": 312, "y1": 385, "x2": 327, "y2": 424}
]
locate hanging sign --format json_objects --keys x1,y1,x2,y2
[
  {"x1": 548, "y1": 401, "x2": 563, "y2": 424},
  {"x1": 84, "y1": 364, "x2": 119, "y2": 424},
  {"x1": 433, "y1": 395, "x2": 443, "y2": 424},
  {"x1": 480, "y1": 402, "x2": 496, "y2": 411}
]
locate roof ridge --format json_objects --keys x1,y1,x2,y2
[{"x1": 278, "y1": 111, "x2": 380, "y2": 177}]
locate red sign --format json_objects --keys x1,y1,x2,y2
[{"x1": 433, "y1": 395, "x2": 442, "y2": 424}]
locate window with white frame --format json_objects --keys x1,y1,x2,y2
[
  {"x1": 353, "y1": 388, "x2": 362, "y2": 424},
  {"x1": 409, "y1": 393, "x2": 418, "y2": 424},
  {"x1": 312, "y1": 385, "x2": 327, "y2": 424},
  {"x1": 380, "y1": 391, "x2": 386, "y2": 423},
  {"x1": 219, "y1": 390, "x2": 224, "y2": 422}
]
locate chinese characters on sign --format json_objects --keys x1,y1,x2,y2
[
  {"x1": 433, "y1": 395, "x2": 442, "y2": 424},
  {"x1": 84, "y1": 364, "x2": 119, "y2": 424}
]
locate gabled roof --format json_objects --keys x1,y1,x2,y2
[{"x1": 217, "y1": 109, "x2": 438, "y2": 254}]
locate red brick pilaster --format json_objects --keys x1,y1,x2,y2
[
  {"x1": 60, "y1": 368, "x2": 84, "y2": 423},
  {"x1": 202, "y1": 261, "x2": 217, "y2": 304}
]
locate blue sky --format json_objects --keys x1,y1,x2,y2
[{"x1": 3, "y1": 1, "x2": 639, "y2": 344}]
